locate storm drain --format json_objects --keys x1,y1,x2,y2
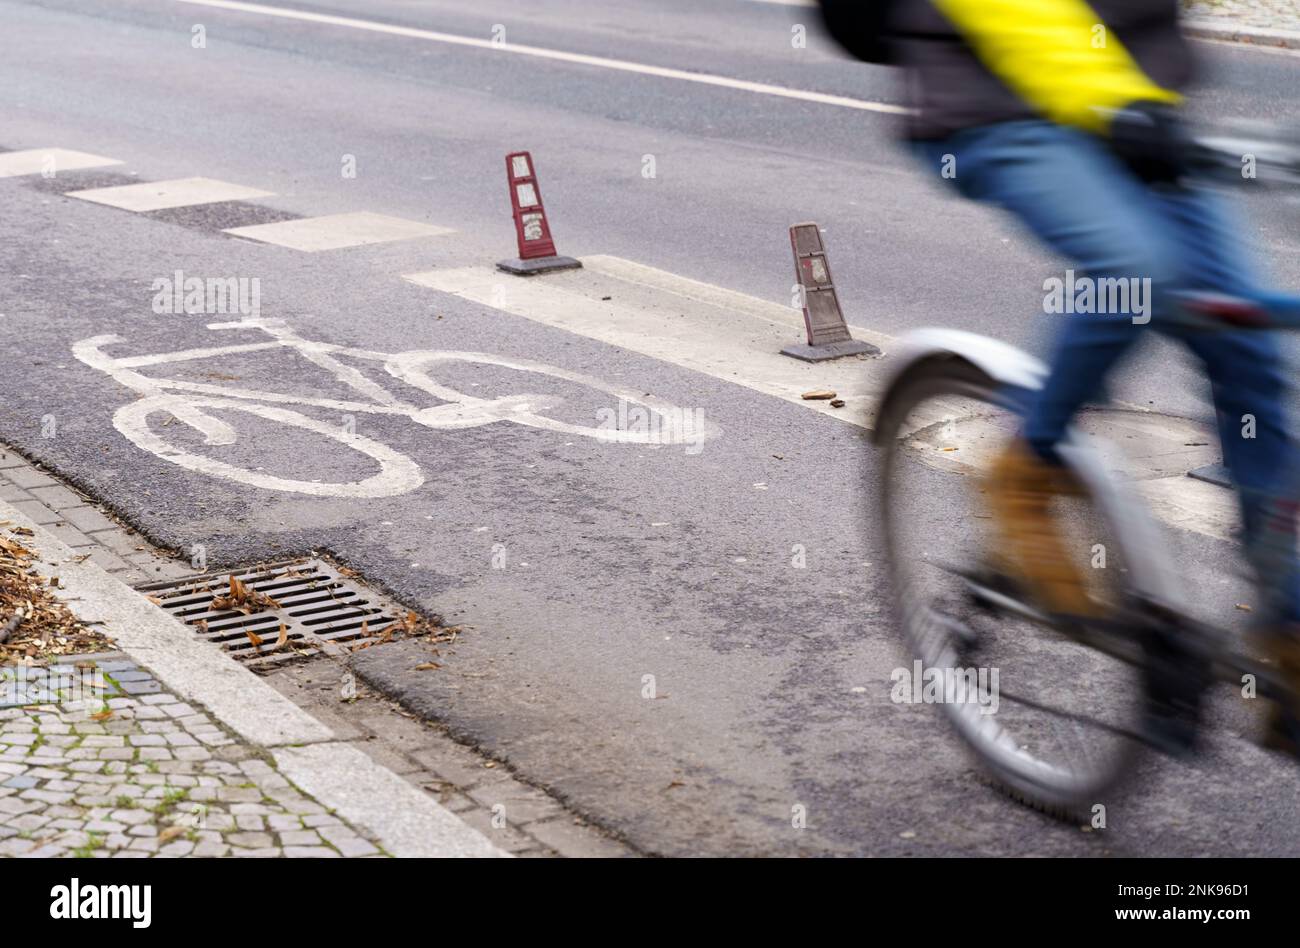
[{"x1": 135, "y1": 559, "x2": 401, "y2": 668}]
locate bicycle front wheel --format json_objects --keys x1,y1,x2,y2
[{"x1": 875, "y1": 355, "x2": 1147, "y2": 817}]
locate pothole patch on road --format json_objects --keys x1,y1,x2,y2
[{"x1": 134, "y1": 558, "x2": 418, "y2": 669}]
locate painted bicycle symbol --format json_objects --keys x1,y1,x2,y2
[{"x1": 73, "y1": 318, "x2": 718, "y2": 498}]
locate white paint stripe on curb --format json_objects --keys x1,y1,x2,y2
[
  {"x1": 168, "y1": 0, "x2": 909, "y2": 116},
  {"x1": 273, "y1": 742, "x2": 507, "y2": 858},
  {"x1": 0, "y1": 496, "x2": 332, "y2": 747}
]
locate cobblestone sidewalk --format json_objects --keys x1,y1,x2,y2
[
  {"x1": 1, "y1": 654, "x2": 381, "y2": 858},
  {"x1": 1184, "y1": 0, "x2": 1300, "y2": 36}
]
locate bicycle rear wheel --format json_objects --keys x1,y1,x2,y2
[{"x1": 875, "y1": 355, "x2": 1147, "y2": 817}]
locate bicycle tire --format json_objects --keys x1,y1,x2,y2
[{"x1": 875, "y1": 354, "x2": 1145, "y2": 817}]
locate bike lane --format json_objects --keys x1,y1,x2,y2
[{"x1": 5, "y1": 162, "x2": 1300, "y2": 857}]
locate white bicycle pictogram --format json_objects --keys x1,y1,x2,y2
[{"x1": 73, "y1": 318, "x2": 718, "y2": 498}]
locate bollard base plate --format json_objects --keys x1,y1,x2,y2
[
  {"x1": 1188, "y1": 462, "x2": 1232, "y2": 489},
  {"x1": 780, "y1": 339, "x2": 880, "y2": 363},
  {"x1": 496, "y1": 255, "x2": 583, "y2": 276}
]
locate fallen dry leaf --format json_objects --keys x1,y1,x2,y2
[
  {"x1": 211, "y1": 574, "x2": 281, "y2": 615},
  {"x1": 0, "y1": 526, "x2": 114, "y2": 660}
]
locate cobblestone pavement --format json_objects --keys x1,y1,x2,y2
[
  {"x1": 0, "y1": 653, "x2": 383, "y2": 857},
  {"x1": 1184, "y1": 0, "x2": 1300, "y2": 35}
]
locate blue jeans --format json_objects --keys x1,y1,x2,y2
[{"x1": 919, "y1": 120, "x2": 1300, "y2": 623}]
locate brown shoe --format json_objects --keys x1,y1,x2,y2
[
  {"x1": 1261, "y1": 631, "x2": 1300, "y2": 757},
  {"x1": 985, "y1": 438, "x2": 1098, "y2": 618}
]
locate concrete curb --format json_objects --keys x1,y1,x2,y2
[
  {"x1": 1185, "y1": 17, "x2": 1300, "y2": 50},
  {"x1": 0, "y1": 497, "x2": 507, "y2": 858},
  {"x1": 274, "y1": 743, "x2": 505, "y2": 858}
]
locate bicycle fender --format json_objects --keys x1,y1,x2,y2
[{"x1": 884, "y1": 328, "x2": 1049, "y2": 394}]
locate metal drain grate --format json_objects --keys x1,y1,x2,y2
[{"x1": 136, "y1": 559, "x2": 399, "y2": 667}]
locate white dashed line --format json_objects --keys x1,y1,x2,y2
[
  {"x1": 0, "y1": 148, "x2": 121, "y2": 178},
  {"x1": 67, "y1": 176, "x2": 273, "y2": 211},
  {"x1": 223, "y1": 211, "x2": 454, "y2": 251}
]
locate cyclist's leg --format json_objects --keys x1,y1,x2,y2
[
  {"x1": 1194, "y1": 330, "x2": 1300, "y2": 746},
  {"x1": 925, "y1": 121, "x2": 1179, "y2": 615},
  {"x1": 1157, "y1": 186, "x2": 1300, "y2": 623},
  {"x1": 1158, "y1": 186, "x2": 1300, "y2": 749},
  {"x1": 1191, "y1": 328, "x2": 1300, "y2": 616},
  {"x1": 925, "y1": 120, "x2": 1180, "y2": 458}
]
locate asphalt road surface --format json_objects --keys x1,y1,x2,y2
[{"x1": 4, "y1": 0, "x2": 1300, "y2": 855}]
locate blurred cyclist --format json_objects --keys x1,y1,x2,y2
[{"x1": 820, "y1": 0, "x2": 1300, "y2": 755}]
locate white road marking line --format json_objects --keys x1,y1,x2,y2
[
  {"x1": 66, "y1": 176, "x2": 273, "y2": 212},
  {"x1": 223, "y1": 211, "x2": 454, "y2": 251},
  {"x1": 406, "y1": 256, "x2": 1241, "y2": 544},
  {"x1": 0, "y1": 148, "x2": 121, "y2": 178},
  {"x1": 404, "y1": 260, "x2": 889, "y2": 430},
  {"x1": 168, "y1": 0, "x2": 909, "y2": 116}
]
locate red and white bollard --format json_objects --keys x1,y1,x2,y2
[{"x1": 496, "y1": 151, "x2": 582, "y2": 276}]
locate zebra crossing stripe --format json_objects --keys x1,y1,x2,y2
[
  {"x1": 0, "y1": 148, "x2": 121, "y2": 178},
  {"x1": 225, "y1": 211, "x2": 454, "y2": 251},
  {"x1": 67, "y1": 177, "x2": 273, "y2": 212}
]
